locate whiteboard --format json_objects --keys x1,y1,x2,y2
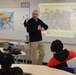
[
  {"x1": 0, "y1": 8, "x2": 29, "y2": 41},
  {"x1": 1, "y1": 0, "x2": 76, "y2": 44}
]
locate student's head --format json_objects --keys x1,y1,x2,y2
[
  {"x1": 51, "y1": 40, "x2": 63, "y2": 53},
  {"x1": 0, "y1": 53, "x2": 14, "y2": 68},
  {"x1": 32, "y1": 10, "x2": 39, "y2": 19}
]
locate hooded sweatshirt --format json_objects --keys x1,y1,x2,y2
[{"x1": 48, "y1": 49, "x2": 76, "y2": 68}]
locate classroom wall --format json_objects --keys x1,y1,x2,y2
[{"x1": 0, "y1": 0, "x2": 76, "y2": 62}]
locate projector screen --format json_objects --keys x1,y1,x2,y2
[
  {"x1": 39, "y1": 3, "x2": 76, "y2": 38},
  {"x1": 30, "y1": 1, "x2": 76, "y2": 44}
]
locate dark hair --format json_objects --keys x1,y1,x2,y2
[
  {"x1": 0, "y1": 53, "x2": 14, "y2": 66},
  {"x1": 7, "y1": 67, "x2": 23, "y2": 75},
  {"x1": 51, "y1": 40, "x2": 63, "y2": 53}
]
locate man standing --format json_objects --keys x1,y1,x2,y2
[{"x1": 27, "y1": 10, "x2": 48, "y2": 65}]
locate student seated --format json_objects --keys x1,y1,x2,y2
[
  {"x1": 48, "y1": 40, "x2": 76, "y2": 73},
  {"x1": 0, "y1": 52, "x2": 23, "y2": 75}
]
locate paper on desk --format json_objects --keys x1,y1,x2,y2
[{"x1": 9, "y1": 42, "x2": 19, "y2": 44}]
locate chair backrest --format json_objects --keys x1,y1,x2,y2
[
  {"x1": 61, "y1": 67, "x2": 74, "y2": 74},
  {"x1": 67, "y1": 57, "x2": 76, "y2": 68}
]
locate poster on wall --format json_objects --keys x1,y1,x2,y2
[
  {"x1": 0, "y1": 11, "x2": 14, "y2": 30},
  {"x1": 21, "y1": 2, "x2": 30, "y2": 8}
]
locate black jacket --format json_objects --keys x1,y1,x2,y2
[
  {"x1": 27, "y1": 18, "x2": 48, "y2": 42},
  {"x1": 24, "y1": 20, "x2": 27, "y2": 27}
]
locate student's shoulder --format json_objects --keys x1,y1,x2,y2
[
  {"x1": 8, "y1": 67, "x2": 23, "y2": 75},
  {"x1": 69, "y1": 50, "x2": 76, "y2": 56},
  {"x1": 12, "y1": 67, "x2": 23, "y2": 73},
  {"x1": 48, "y1": 57, "x2": 60, "y2": 67},
  {"x1": 66, "y1": 50, "x2": 76, "y2": 60},
  {"x1": 69, "y1": 50, "x2": 76, "y2": 54}
]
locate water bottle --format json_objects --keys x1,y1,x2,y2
[{"x1": 26, "y1": 34, "x2": 29, "y2": 43}]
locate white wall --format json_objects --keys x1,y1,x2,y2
[{"x1": 0, "y1": 0, "x2": 76, "y2": 63}]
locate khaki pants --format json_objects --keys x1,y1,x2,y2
[{"x1": 30, "y1": 41, "x2": 45, "y2": 65}]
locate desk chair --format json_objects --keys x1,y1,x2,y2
[
  {"x1": 8, "y1": 42, "x2": 28, "y2": 64},
  {"x1": 66, "y1": 57, "x2": 76, "y2": 74},
  {"x1": 13, "y1": 51, "x2": 26, "y2": 64},
  {"x1": 61, "y1": 67, "x2": 74, "y2": 74}
]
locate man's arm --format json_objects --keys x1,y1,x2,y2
[
  {"x1": 40, "y1": 20, "x2": 48, "y2": 30},
  {"x1": 24, "y1": 20, "x2": 27, "y2": 27},
  {"x1": 27, "y1": 20, "x2": 39, "y2": 33}
]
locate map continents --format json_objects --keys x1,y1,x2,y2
[{"x1": 0, "y1": 11, "x2": 14, "y2": 29}]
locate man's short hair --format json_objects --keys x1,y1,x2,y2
[
  {"x1": 32, "y1": 10, "x2": 38, "y2": 13},
  {"x1": 51, "y1": 40, "x2": 63, "y2": 53}
]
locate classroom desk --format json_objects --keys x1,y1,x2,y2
[
  {"x1": 12, "y1": 51, "x2": 26, "y2": 63},
  {"x1": 12, "y1": 64, "x2": 74, "y2": 75},
  {"x1": 8, "y1": 42, "x2": 29, "y2": 46},
  {"x1": 0, "y1": 47, "x2": 26, "y2": 63},
  {"x1": 0, "y1": 48, "x2": 26, "y2": 55},
  {"x1": 0, "y1": 41, "x2": 7, "y2": 43}
]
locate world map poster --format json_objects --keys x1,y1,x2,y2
[{"x1": 0, "y1": 11, "x2": 14, "y2": 29}]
